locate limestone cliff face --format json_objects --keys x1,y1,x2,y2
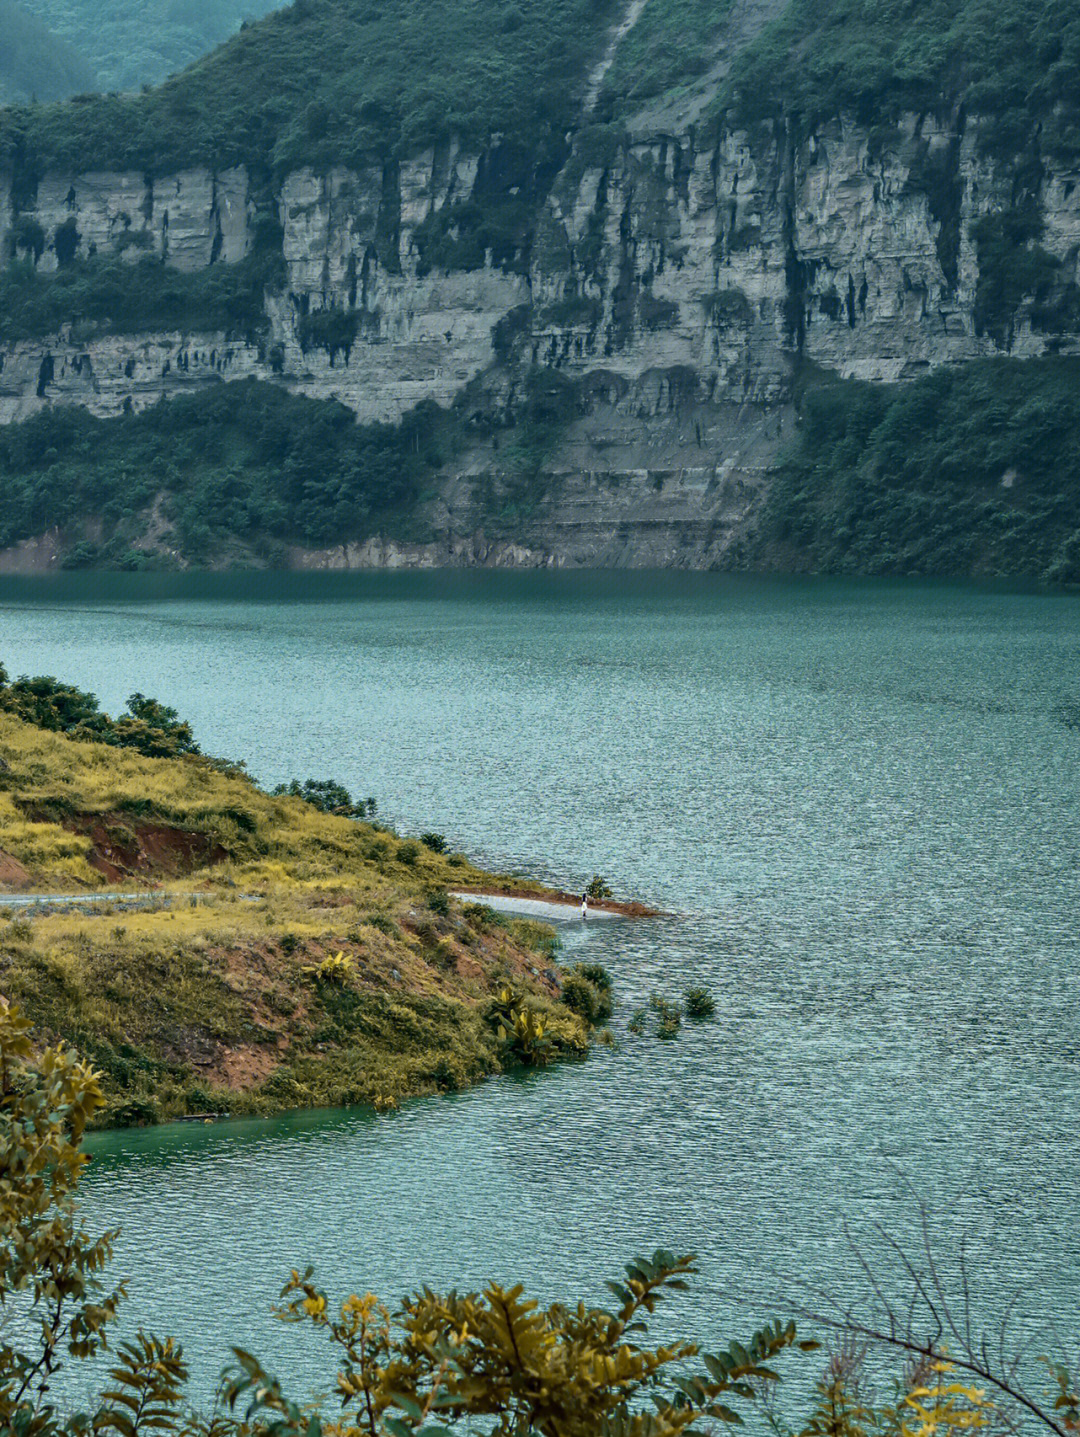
[{"x1": 1, "y1": 104, "x2": 1078, "y2": 564}]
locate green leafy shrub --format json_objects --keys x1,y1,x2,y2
[
  {"x1": 560, "y1": 969, "x2": 612, "y2": 1027},
  {"x1": 575, "y1": 961, "x2": 612, "y2": 993},
  {"x1": 685, "y1": 985, "x2": 716, "y2": 1020},
  {"x1": 649, "y1": 991, "x2": 682, "y2": 1039},
  {"x1": 271, "y1": 778, "x2": 376, "y2": 818},
  {"x1": 302, "y1": 950, "x2": 355, "y2": 984},
  {"x1": 484, "y1": 984, "x2": 554, "y2": 1066},
  {"x1": 0, "y1": 667, "x2": 200, "y2": 759}
]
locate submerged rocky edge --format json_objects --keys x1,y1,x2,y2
[{"x1": 0, "y1": 688, "x2": 617, "y2": 1127}]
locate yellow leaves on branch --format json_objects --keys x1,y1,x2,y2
[{"x1": 902, "y1": 1359, "x2": 993, "y2": 1437}]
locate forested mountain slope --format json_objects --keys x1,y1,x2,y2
[
  {"x1": 17, "y1": 0, "x2": 284, "y2": 94},
  {"x1": 0, "y1": 0, "x2": 96, "y2": 104},
  {"x1": 0, "y1": 0, "x2": 1077, "y2": 580}
]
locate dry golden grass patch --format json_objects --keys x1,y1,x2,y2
[{"x1": 0, "y1": 713, "x2": 592, "y2": 1127}]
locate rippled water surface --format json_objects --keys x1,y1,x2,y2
[{"x1": 2, "y1": 572, "x2": 1078, "y2": 1406}]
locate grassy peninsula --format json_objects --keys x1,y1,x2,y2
[{"x1": 0, "y1": 677, "x2": 603, "y2": 1127}]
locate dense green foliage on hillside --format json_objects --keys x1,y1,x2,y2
[
  {"x1": 754, "y1": 358, "x2": 1080, "y2": 583},
  {"x1": 19, "y1": 0, "x2": 283, "y2": 93},
  {"x1": 596, "y1": 0, "x2": 732, "y2": 121},
  {"x1": 0, "y1": 0, "x2": 618, "y2": 179},
  {"x1": 726, "y1": 0, "x2": 1080, "y2": 162},
  {"x1": 0, "y1": 0, "x2": 96, "y2": 104},
  {"x1": 0, "y1": 664, "x2": 200, "y2": 756},
  {"x1": 2, "y1": 0, "x2": 1076, "y2": 178},
  {"x1": 0, "y1": 381, "x2": 442, "y2": 563},
  {"x1": 0, "y1": 226, "x2": 284, "y2": 343}
]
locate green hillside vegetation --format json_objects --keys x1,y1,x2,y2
[
  {"x1": 0, "y1": 0, "x2": 97, "y2": 104},
  {"x1": 5, "y1": 0, "x2": 1075, "y2": 181},
  {"x1": 0, "y1": 367, "x2": 583, "y2": 567},
  {"x1": 19, "y1": 0, "x2": 283, "y2": 93},
  {"x1": 0, "y1": 667, "x2": 200, "y2": 757},
  {"x1": 0, "y1": 684, "x2": 605, "y2": 1125},
  {"x1": 0, "y1": 0, "x2": 620, "y2": 180},
  {"x1": 725, "y1": 0, "x2": 1080, "y2": 162},
  {"x1": 0, "y1": 380, "x2": 447, "y2": 565},
  {"x1": 595, "y1": 0, "x2": 732, "y2": 121},
  {"x1": 751, "y1": 357, "x2": 1080, "y2": 583},
  {"x1": 0, "y1": 220, "x2": 284, "y2": 344},
  {"x1": 3, "y1": 355, "x2": 1078, "y2": 582}
]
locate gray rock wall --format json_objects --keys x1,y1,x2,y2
[
  {"x1": 3, "y1": 111, "x2": 1077, "y2": 428},
  {"x1": 1, "y1": 109, "x2": 1078, "y2": 568}
]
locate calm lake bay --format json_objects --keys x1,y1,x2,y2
[{"x1": 2, "y1": 571, "x2": 1078, "y2": 1407}]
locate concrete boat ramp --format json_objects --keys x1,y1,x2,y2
[{"x1": 450, "y1": 892, "x2": 626, "y2": 922}]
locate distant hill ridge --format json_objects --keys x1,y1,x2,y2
[
  {"x1": 0, "y1": 0, "x2": 96, "y2": 105},
  {"x1": 14, "y1": 0, "x2": 284, "y2": 95}
]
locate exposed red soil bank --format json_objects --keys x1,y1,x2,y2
[
  {"x1": 30, "y1": 809, "x2": 227, "y2": 883},
  {"x1": 0, "y1": 849, "x2": 33, "y2": 890}
]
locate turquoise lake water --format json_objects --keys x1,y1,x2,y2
[{"x1": 1, "y1": 572, "x2": 1078, "y2": 1409}]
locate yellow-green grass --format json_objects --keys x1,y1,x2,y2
[
  {"x1": 0, "y1": 711, "x2": 564, "y2": 897},
  {"x1": 0, "y1": 714, "x2": 591, "y2": 1126}
]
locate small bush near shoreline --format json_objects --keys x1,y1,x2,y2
[{"x1": 685, "y1": 985, "x2": 716, "y2": 1019}]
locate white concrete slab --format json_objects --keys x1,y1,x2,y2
[{"x1": 450, "y1": 892, "x2": 625, "y2": 922}]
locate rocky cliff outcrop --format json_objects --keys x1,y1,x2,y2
[{"x1": 2, "y1": 66, "x2": 1079, "y2": 565}]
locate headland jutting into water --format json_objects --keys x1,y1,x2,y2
[{"x1": 0, "y1": 666, "x2": 639, "y2": 1127}]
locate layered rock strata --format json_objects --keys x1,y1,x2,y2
[{"x1": 1, "y1": 103, "x2": 1078, "y2": 564}]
